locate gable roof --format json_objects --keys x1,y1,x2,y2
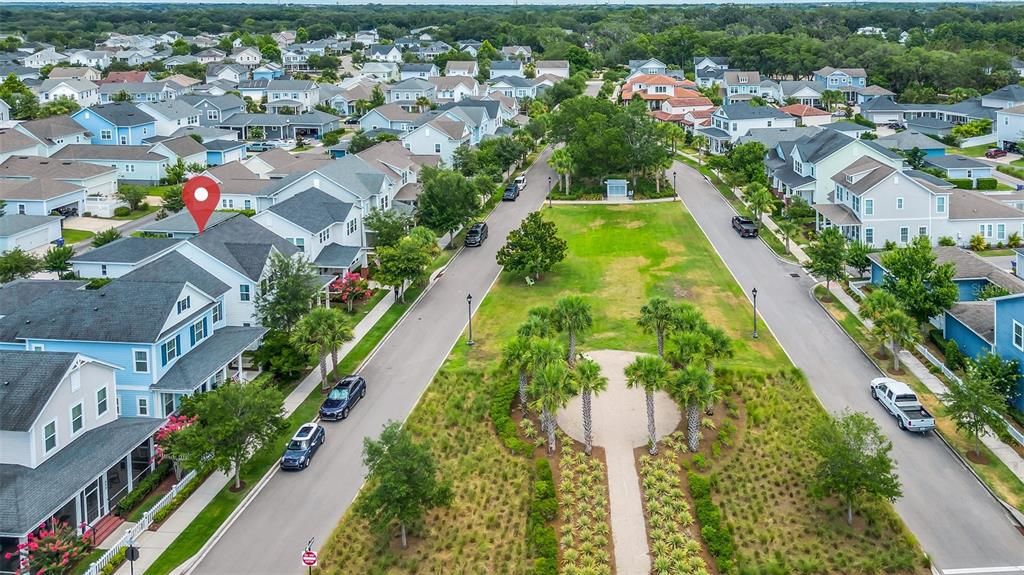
[
  {"x1": 491, "y1": 60, "x2": 523, "y2": 71},
  {"x1": 187, "y1": 213, "x2": 298, "y2": 280},
  {"x1": 445, "y1": 61, "x2": 477, "y2": 73},
  {"x1": 948, "y1": 189, "x2": 1024, "y2": 221},
  {"x1": 158, "y1": 135, "x2": 206, "y2": 157},
  {"x1": 390, "y1": 78, "x2": 434, "y2": 91},
  {"x1": 0, "y1": 280, "x2": 87, "y2": 318},
  {"x1": 0, "y1": 178, "x2": 83, "y2": 201},
  {"x1": 778, "y1": 103, "x2": 831, "y2": 117},
  {"x1": 983, "y1": 84, "x2": 1024, "y2": 102},
  {"x1": 38, "y1": 78, "x2": 97, "y2": 93},
  {"x1": 179, "y1": 94, "x2": 245, "y2": 111},
  {"x1": 793, "y1": 129, "x2": 857, "y2": 163},
  {"x1": 831, "y1": 156, "x2": 897, "y2": 195},
  {"x1": 120, "y1": 250, "x2": 230, "y2": 297},
  {"x1": 718, "y1": 102, "x2": 790, "y2": 121},
  {"x1": 265, "y1": 188, "x2": 354, "y2": 233},
  {"x1": 875, "y1": 130, "x2": 948, "y2": 151},
  {"x1": 0, "y1": 214, "x2": 61, "y2": 237},
  {"x1": 16, "y1": 116, "x2": 89, "y2": 144},
  {"x1": 0, "y1": 128, "x2": 41, "y2": 154},
  {"x1": 81, "y1": 102, "x2": 155, "y2": 127},
  {"x1": 138, "y1": 99, "x2": 198, "y2": 121},
  {"x1": 70, "y1": 237, "x2": 180, "y2": 264},
  {"x1": 366, "y1": 103, "x2": 420, "y2": 122},
  {"x1": 723, "y1": 71, "x2": 761, "y2": 85},
  {"x1": 52, "y1": 144, "x2": 168, "y2": 162},
  {"x1": 0, "y1": 351, "x2": 80, "y2": 431},
  {"x1": 925, "y1": 155, "x2": 989, "y2": 170},
  {"x1": 401, "y1": 63, "x2": 437, "y2": 72},
  {"x1": 814, "y1": 66, "x2": 867, "y2": 78}
]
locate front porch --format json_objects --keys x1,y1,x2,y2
[
  {"x1": 696, "y1": 126, "x2": 731, "y2": 155},
  {"x1": 813, "y1": 202, "x2": 862, "y2": 242}
]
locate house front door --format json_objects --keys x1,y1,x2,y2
[{"x1": 83, "y1": 479, "x2": 102, "y2": 526}]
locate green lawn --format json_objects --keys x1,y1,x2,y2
[
  {"x1": 62, "y1": 228, "x2": 95, "y2": 243},
  {"x1": 1013, "y1": 159, "x2": 1024, "y2": 168},
  {"x1": 949, "y1": 144, "x2": 993, "y2": 157},
  {"x1": 977, "y1": 248, "x2": 1016, "y2": 257},
  {"x1": 111, "y1": 204, "x2": 161, "y2": 221}
]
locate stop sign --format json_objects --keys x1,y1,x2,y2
[{"x1": 302, "y1": 550, "x2": 318, "y2": 567}]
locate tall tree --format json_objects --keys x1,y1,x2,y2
[
  {"x1": 551, "y1": 295, "x2": 592, "y2": 366},
  {"x1": 356, "y1": 421, "x2": 453, "y2": 549},
  {"x1": 672, "y1": 365, "x2": 722, "y2": 452},
  {"x1": 364, "y1": 207, "x2": 412, "y2": 248},
  {"x1": 416, "y1": 168, "x2": 481, "y2": 246},
  {"x1": 880, "y1": 236, "x2": 958, "y2": 324},
  {"x1": 291, "y1": 308, "x2": 336, "y2": 391},
  {"x1": 637, "y1": 297, "x2": 683, "y2": 357},
  {"x1": 807, "y1": 227, "x2": 847, "y2": 291},
  {"x1": 944, "y1": 365, "x2": 1008, "y2": 457},
  {"x1": 821, "y1": 89, "x2": 844, "y2": 112},
  {"x1": 162, "y1": 380, "x2": 285, "y2": 490},
  {"x1": 0, "y1": 247, "x2": 41, "y2": 283},
  {"x1": 845, "y1": 240, "x2": 872, "y2": 278},
  {"x1": 859, "y1": 289, "x2": 900, "y2": 356},
  {"x1": 745, "y1": 181, "x2": 775, "y2": 228},
  {"x1": 254, "y1": 253, "x2": 319, "y2": 333},
  {"x1": 0, "y1": 74, "x2": 38, "y2": 119},
  {"x1": 625, "y1": 354, "x2": 672, "y2": 454},
  {"x1": 116, "y1": 184, "x2": 147, "y2": 212},
  {"x1": 530, "y1": 360, "x2": 573, "y2": 454},
  {"x1": 550, "y1": 147, "x2": 573, "y2": 193},
  {"x1": 970, "y1": 352, "x2": 1022, "y2": 408},
  {"x1": 873, "y1": 308, "x2": 918, "y2": 371},
  {"x1": 573, "y1": 357, "x2": 608, "y2": 455},
  {"x1": 496, "y1": 212, "x2": 568, "y2": 283},
  {"x1": 375, "y1": 227, "x2": 437, "y2": 302},
  {"x1": 42, "y1": 245, "x2": 74, "y2": 274},
  {"x1": 324, "y1": 308, "x2": 354, "y2": 374},
  {"x1": 776, "y1": 217, "x2": 799, "y2": 255},
  {"x1": 502, "y1": 334, "x2": 533, "y2": 412},
  {"x1": 808, "y1": 410, "x2": 902, "y2": 526}
]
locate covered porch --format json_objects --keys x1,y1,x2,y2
[
  {"x1": 813, "y1": 203, "x2": 862, "y2": 242},
  {"x1": 771, "y1": 167, "x2": 815, "y2": 203},
  {"x1": 696, "y1": 126, "x2": 731, "y2": 155}
]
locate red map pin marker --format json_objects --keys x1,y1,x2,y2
[{"x1": 182, "y1": 175, "x2": 221, "y2": 234}]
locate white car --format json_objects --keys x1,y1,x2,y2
[{"x1": 513, "y1": 175, "x2": 526, "y2": 192}]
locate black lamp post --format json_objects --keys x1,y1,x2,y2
[
  {"x1": 751, "y1": 287, "x2": 759, "y2": 339},
  {"x1": 673, "y1": 171, "x2": 677, "y2": 193},
  {"x1": 466, "y1": 293, "x2": 475, "y2": 346},
  {"x1": 547, "y1": 176, "x2": 552, "y2": 208}
]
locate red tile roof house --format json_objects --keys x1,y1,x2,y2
[
  {"x1": 777, "y1": 103, "x2": 834, "y2": 127},
  {"x1": 620, "y1": 74, "x2": 700, "y2": 110},
  {"x1": 651, "y1": 95, "x2": 715, "y2": 123}
]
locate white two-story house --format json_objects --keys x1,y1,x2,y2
[{"x1": 697, "y1": 102, "x2": 796, "y2": 154}]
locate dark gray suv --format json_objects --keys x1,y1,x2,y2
[{"x1": 464, "y1": 222, "x2": 488, "y2": 247}]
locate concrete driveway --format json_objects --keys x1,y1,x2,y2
[
  {"x1": 671, "y1": 159, "x2": 1024, "y2": 573},
  {"x1": 189, "y1": 149, "x2": 557, "y2": 575}
]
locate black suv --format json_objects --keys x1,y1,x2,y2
[
  {"x1": 502, "y1": 184, "x2": 520, "y2": 201},
  {"x1": 319, "y1": 375, "x2": 367, "y2": 420},
  {"x1": 280, "y1": 423, "x2": 325, "y2": 470},
  {"x1": 731, "y1": 216, "x2": 758, "y2": 238},
  {"x1": 464, "y1": 222, "x2": 488, "y2": 247}
]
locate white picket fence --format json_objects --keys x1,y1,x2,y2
[{"x1": 82, "y1": 469, "x2": 198, "y2": 575}]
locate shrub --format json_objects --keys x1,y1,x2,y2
[
  {"x1": 945, "y1": 339, "x2": 966, "y2": 371},
  {"x1": 533, "y1": 557, "x2": 557, "y2": 575},
  {"x1": 489, "y1": 378, "x2": 533, "y2": 456},
  {"x1": 534, "y1": 458, "x2": 553, "y2": 482},
  {"x1": 975, "y1": 177, "x2": 998, "y2": 190},
  {"x1": 113, "y1": 206, "x2": 132, "y2": 217},
  {"x1": 946, "y1": 178, "x2": 973, "y2": 189},
  {"x1": 853, "y1": 114, "x2": 875, "y2": 128},
  {"x1": 99, "y1": 548, "x2": 127, "y2": 575},
  {"x1": 116, "y1": 460, "x2": 172, "y2": 514},
  {"x1": 938, "y1": 236, "x2": 956, "y2": 246},
  {"x1": 969, "y1": 233, "x2": 988, "y2": 251},
  {"x1": 526, "y1": 457, "x2": 558, "y2": 568},
  {"x1": 1009, "y1": 232, "x2": 1023, "y2": 248},
  {"x1": 689, "y1": 472, "x2": 736, "y2": 565}
]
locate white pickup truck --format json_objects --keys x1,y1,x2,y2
[{"x1": 870, "y1": 377, "x2": 936, "y2": 433}]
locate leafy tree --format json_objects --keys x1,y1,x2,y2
[
  {"x1": 846, "y1": 240, "x2": 872, "y2": 278},
  {"x1": 356, "y1": 421, "x2": 453, "y2": 549},
  {"x1": 91, "y1": 228, "x2": 122, "y2": 248},
  {"x1": 0, "y1": 247, "x2": 41, "y2": 283},
  {"x1": 162, "y1": 185, "x2": 185, "y2": 212},
  {"x1": 573, "y1": 357, "x2": 608, "y2": 456},
  {"x1": 944, "y1": 364, "x2": 1008, "y2": 457},
  {"x1": 116, "y1": 184, "x2": 147, "y2": 211},
  {"x1": 975, "y1": 283, "x2": 1010, "y2": 301},
  {"x1": 110, "y1": 89, "x2": 134, "y2": 102},
  {"x1": 625, "y1": 354, "x2": 672, "y2": 454},
  {"x1": 171, "y1": 38, "x2": 191, "y2": 55},
  {"x1": 637, "y1": 297, "x2": 684, "y2": 357},
  {"x1": 496, "y1": 212, "x2": 567, "y2": 283},
  {"x1": 821, "y1": 89, "x2": 845, "y2": 112},
  {"x1": 745, "y1": 181, "x2": 774, "y2": 227},
  {"x1": 375, "y1": 227, "x2": 438, "y2": 302},
  {"x1": 249, "y1": 126, "x2": 266, "y2": 140},
  {"x1": 970, "y1": 352, "x2": 1022, "y2": 407},
  {"x1": 37, "y1": 95, "x2": 80, "y2": 118},
  {"x1": 951, "y1": 119, "x2": 992, "y2": 141},
  {"x1": 726, "y1": 141, "x2": 768, "y2": 186},
  {"x1": 364, "y1": 207, "x2": 412, "y2": 248},
  {"x1": 551, "y1": 295, "x2": 592, "y2": 366},
  {"x1": 947, "y1": 87, "x2": 980, "y2": 103},
  {"x1": 808, "y1": 410, "x2": 902, "y2": 525},
  {"x1": 296, "y1": 27, "x2": 310, "y2": 44},
  {"x1": 530, "y1": 360, "x2": 574, "y2": 454},
  {"x1": 253, "y1": 331, "x2": 308, "y2": 382},
  {"x1": 0, "y1": 74, "x2": 38, "y2": 119},
  {"x1": 416, "y1": 168, "x2": 481, "y2": 246},
  {"x1": 476, "y1": 40, "x2": 499, "y2": 61},
  {"x1": 369, "y1": 85, "x2": 385, "y2": 109},
  {"x1": 42, "y1": 245, "x2": 74, "y2": 273},
  {"x1": 254, "y1": 253, "x2": 319, "y2": 333},
  {"x1": 880, "y1": 236, "x2": 958, "y2": 323},
  {"x1": 807, "y1": 227, "x2": 847, "y2": 291},
  {"x1": 163, "y1": 379, "x2": 284, "y2": 490},
  {"x1": 673, "y1": 364, "x2": 722, "y2": 452},
  {"x1": 692, "y1": 134, "x2": 708, "y2": 164},
  {"x1": 904, "y1": 147, "x2": 926, "y2": 170}
]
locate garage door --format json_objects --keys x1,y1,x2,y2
[{"x1": 14, "y1": 228, "x2": 50, "y2": 251}]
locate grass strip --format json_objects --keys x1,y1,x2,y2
[{"x1": 62, "y1": 228, "x2": 95, "y2": 243}]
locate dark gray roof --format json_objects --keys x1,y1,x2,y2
[
  {"x1": 718, "y1": 102, "x2": 790, "y2": 121},
  {"x1": 138, "y1": 210, "x2": 234, "y2": 235},
  {"x1": 401, "y1": 63, "x2": 436, "y2": 72},
  {"x1": 773, "y1": 165, "x2": 816, "y2": 188},
  {"x1": 983, "y1": 84, "x2": 1024, "y2": 103},
  {"x1": 0, "y1": 214, "x2": 60, "y2": 237},
  {"x1": 876, "y1": 130, "x2": 949, "y2": 151},
  {"x1": 490, "y1": 76, "x2": 533, "y2": 88},
  {"x1": 314, "y1": 243, "x2": 362, "y2": 268},
  {"x1": 947, "y1": 301, "x2": 995, "y2": 344},
  {"x1": 0, "y1": 417, "x2": 163, "y2": 535},
  {"x1": 266, "y1": 189, "x2": 353, "y2": 234},
  {"x1": 907, "y1": 169, "x2": 955, "y2": 189},
  {"x1": 0, "y1": 351, "x2": 78, "y2": 431},
  {"x1": 52, "y1": 144, "x2": 167, "y2": 162},
  {"x1": 179, "y1": 94, "x2": 245, "y2": 111},
  {"x1": 187, "y1": 213, "x2": 298, "y2": 280},
  {"x1": 491, "y1": 61, "x2": 523, "y2": 70},
  {"x1": 441, "y1": 98, "x2": 499, "y2": 120},
  {"x1": 823, "y1": 121, "x2": 869, "y2": 133},
  {"x1": 84, "y1": 102, "x2": 155, "y2": 127},
  {"x1": 794, "y1": 129, "x2": 856, "y2": 163},
  {"x1": 925, "y1": 155, "x2": 989, "y2": 170},
  {"x1": 153, "y1": 326, "x2": 267, "y2": 391},
  {"x1": 693, "y1": 56, "x2": 729, "y2": 66},
  {"x1": 697, "y1": 126, "x2": 730, "y2": 139},
  {"x1": 860, "y1": 95, "x2": 903, "y2": 113},
  {"x1": 778, "y1": 80, "x2": 825, "y2": 96},
  {"x1": 267, "y1": 79, "x2": 317, "y2": 91},
  {"x1": 69, "y1": 237, "x2": 180, "y2": 264},
  {"x1": 907, "y1": 117, "x2": 953, "y2": 130},
  {"x1": 202, "y1": 139, "x2": 247, "y2": 151},
  {"x1": 736, "y1": 126, "x2": 821, "y2": 148},
  {"x1": 120, "y1": 251, "x2": 230, "y2": 297},
  {"x1": 0, "y1": 280, "x2": 87, "y2": 318}
]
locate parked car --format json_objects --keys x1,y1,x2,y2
[
  {"x1": 280, "y1": 423, "x2": 326, "y2": 470},
  {"x1": 246, "y1": 142, "x2": 273, "y2": 152},
  {"x1": 870, "y1": 377, "x2": 935, "y2": 433},
  {"x1": 502, "y1": 184, "x2": 520, "y2": 201},
  {"x1": 886, "y1": 122, "x2": 905, "y2": 130},
  {"x1": 344, "y1": 116, "x2": 360, "y2": 125},
  {"x1": 513, "y1": 175, "x2": 527, "y2": 191},
  {"x1": 731, "y1": 216, "x2": 758, "y2": 238},
  {"x1": 985, "y1": 148, "x2": 1008, "y2": 159},
  {"x1": 319, "y1": 375, "x2": 367, "y2": 420},
  {"x1": 464, "y1": 222, "x2": 488, "y2": 247}
]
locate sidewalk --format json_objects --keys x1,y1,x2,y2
[
  {"x1": 827, "y1": 284, "x2": 1024, "y2": 484},
  {"x1": 111, "y1": 294, "x2": 396, "y2": 575}
]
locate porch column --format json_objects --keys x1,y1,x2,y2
[
  {"x1": 236, "y1": 354, "x2": 243, "y2": 381},
  {"x1": 126, "y1": 453, "x2": 134, "y2": 492},
  {"x1": 147, "y1": 438, "x2": 156, "y2": 472}
]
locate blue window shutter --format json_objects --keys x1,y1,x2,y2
[
  {"x1": 204, "y1": 317, "x2": 209, "y2": 338},
  {"x1": 161, "y1": 343, "x2": 168, "y2": 365},
  {"x1": 176, "y1": 335, "x2": 181, "y2": 356},
  {"x1": 190, "y1": 325, "x2": 196, "y2": 346}
]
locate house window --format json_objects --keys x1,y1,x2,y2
[
  {"x1": 244, "y1": 199, "x2": 252, "y2": 210},
  {"x1": 133, "y1": 350, "x2": 149, "y2": 373},
  {"x1": 347, "y1": 219, "x2": 357, "y2": 235},
  {"x1": 213, "y1": 301, "x2": 223, "y2": 323},
  {"x1": 292, "y1": 237, "x2": 305, "y2": 252},
  {"x1": 919, "y1": 226, "x2": 928, "y2": 236},
  {"x1": 71, "y1": 403, "x2": 84, "y2": 435},
  {"x1": 207, "y1": 110, "x2": 219, "y2": 120},
  {"x1": 221, "y1": 198, "x2": 234, "y2": 208},
  {"x1": 937, "y1": 196, "x2": 946, "y2": 213},
  {"x1": 18, "y1": 203, "x2": 26, "y2": 214},
  {"x1": 177, "y1": 296, "x2": 191, "y2": 313},
  {"x1": 981, "y1": 223, "x2": 994, "y2": 238},
  {"x1": 1014, "y1": 320, "x2": 1024, "y2": 351},
  {"x1": 101, "y1": 264, "x2": 107, "y2": 276},
  {"x1": 97, "y1": 386, "x2": 109, "y2": 416},
  {"x1": 380, "y1": 195, "x2": 389, "y2": 210},
  {"x1": 137, "y1": 397, "x2": 149, "y2": 416},
  {"x1": 162, "y1": 336, "x2": 179, "y2": 365},
  {"x1": 101, "y1": 129, "x2": 112, "y2": 140},
  {"x1": 896, "y1": 197, "x2": 904, "y2": 210},
  {"x1": 434, "y1": 143, "x2": 442, "y2": 153},
  {"x1": 900, "y1": 227, "x2": 909, "y2": 243},
  {"x1": 864, "y1": 227, "x2": 874, "y2": 245},
  {"x1": 731, "y1": 122, "x2": 737, "y2": 132},
  {"x1": 116, "y1": 396, "x2": 121, "y2": 416},
  {"x1": 190, "y1": 318, "x2": 207, "y2": 345},
  {"x1": 163, "y1": 393, "x2": 176, "y2": 416},
  {"x1": 44, "y1": 420, "x2": 57, "y2": 453},
  {"x1": 864, "y1": 199, "x2": 873, "y2": 216},
  {"x1": 239, "y1": 284, "x2": 251, "y2": 302},
  {"x1": 318, "y1": 229, "x2": 330, "y2": 243},
  {"x1": 119, "y1": 135, "x2": 128, "y2": 145},
  {"x1": 998, "y1": 224, "x2": 1006, "y2": 240}
]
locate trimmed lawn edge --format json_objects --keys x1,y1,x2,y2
[{"x1": 62, "y1": 228, "x2": 95, "y2": 243}]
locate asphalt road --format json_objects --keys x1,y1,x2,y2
[
  {"x1": 672, "y1": 159, "x2": 1024, "y2": 573},
  {"x1": 70, "y1": 210, "x2": 161, "y2": 256},
  {"x1": 189, "y1": 148, "x2": 556, "y2": 575}
]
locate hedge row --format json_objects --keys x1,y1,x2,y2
[
  {"x1": 976, "y1": 177, "x2": 998, "y2": 190},
  {"x1": 946, "y1": 178, "x2": 973, "y2": 189},
  {"x1": 688, "y1": 472, "x2": 736, "y2": 572},
  {"x1": 529, "y1": 458, "x2": 558, "y2": 575},
  {"x1": 115, "y1": 461, "x2": 172, "y2": 515},
  {"x1": 489, "y1": 377, "x2": 533, "y2": 457}
]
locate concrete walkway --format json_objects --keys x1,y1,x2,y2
[
  {"x1": 827, "y1": 285, "x2": 1024, "y2": 483},
  {"x1": 556, "y1": 350, "x2": 681, "y2": 575},
  {"x1": 549, "y1": 197, "x2": 679, "y2": 205},
  {"x1": 110, "y1": 294, "x2": 396, "y2": 575}
]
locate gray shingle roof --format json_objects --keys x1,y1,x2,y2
[
  {"x1": 876, "y1": 130, "x2": 949, "y2": 151},
  {"x1": 138, "y1": 210, "x2": 233, "y2": 235},
  {"x1": 925, "y1": 155, "x2": 989, "y2": 170},
  {"x1": 0, "y1": 214, "x2": 61, "y2": 237},
  {"x1": 794, "y1": 129, "x2": 856, "y2": 163},
  {"x1": 179, "y1": 94, "x2": 245, "y2": 111},
  {"x1": 983, "y1": 84, "x2": 1024, "y2": 103},
  {"x1": 401, "y1": 63, "x2": 436, "y2": 72},
  {"x1": 947, "y1": 302, "x2": 995, "y2": 344},
  {"x1": 0, "y1": 280, "x2": 87, "y2": 318},
  {"x1": 491, "y1": 61, "x2": 523, "y2": 70},
  {"x1": 52, "y1": 144, "x2": 168, "y2": 162},
  {"x1": 314, "y1": 243, "x2": 362, "y2": 268},
  {"x1": 949, "y1": 189, "x2": 1024, "y2": 221},
  {"x1": 0, "y1": 351, "x2": 78, "y2": 431},
  {"x1": 266, "y1": 188, "x2": 353, "y2": 234},
  {"x1": 0, "y1": 417, "x2": 164, "y2": 535},
  {"x1": 120, "y1": 251, "x2": 230, "y2": 297},
  {"x1": 187, "y1": 213, "x2": 298, "y2": 280},
  {"x1": 153, "y1": 326, "x2": 267, "y2": 391},
  {"x1": 718, "y1": 102, "x2": 790, "y2": 121},
  {"x1": 15, "y1": 116, "x2": 89, "y2": 144},
  {"x1": 831, "y1": 156, "x2": 896, "y2": 195},
  {"x1": 139, "y1": 99, "x2": 198, "y2": 121},
  {"x1": 69, "y1": 237, "x2": 179, "y2": 264},
  {"x1": 82, "y1": 102, "x2": 155, "y2": 127},
  {"x1": 491, "y1": 75, "x2": 534, "y2": 88}
]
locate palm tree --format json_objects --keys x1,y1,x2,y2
[
  {"x1": 530, "y1": 361, "x2": 573, "y2": 454},
  {"x1": 821, "y1": 89, "x2": 844, "y2": 113},
  {"x1": 874, "y1": 309, "x2": 919, "y2": 371},
  {"x1": 673, "y1": 365, "x2": 722, "y2": 452},
  {"x1": 692, "y1": 134, "x2": 708, "y2": 164},
  {"x1": 291, "y1": 308, "x2": 335, "y2": 392},
  {"x1": 550, "y1": 147, "x2": 573, "y2": 194},
  {"x1": 625, "y1": 354, "x2": 672, "y2": 454},
  {"x1": 551, "y1": 296, "x2": 592, "y2": 366},
  {"x1": 517, "y1": 306, "x2": 554, "y2": 338},
  {"x1": 527, "y1": 338, "x2": 566, "y2": 449},
  {"x1": 637, "y1": 297, "x2": 682, "y2": 357},
  {"x1": 860, "y1": 289, "x2": 900, "y2": 357},
  {"x1": 502, "y1": 334, "x2": 533, "y2": 412},
  {"x1": 746, "y1": 182, "x2": 775, "y2": 228},
  {"x1": 415, "y1": 95, "x2": 431, "y2": 113},
  {"x1": 573, "y1": 358, "x2": 608, "y2": 455},
  {"x1": 324, "y1": 309, "x2": 354, "y2": 375},
  {"x1": 776, "y1": 217, "x2": 799, "y2": 254}
]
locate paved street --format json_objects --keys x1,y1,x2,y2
[
  {"x1": 671, "y1": 159, "x2": 1024, "y2": 573},
  {"x1": 189, "y1": 149, "x2": 556, "y2": 575}
]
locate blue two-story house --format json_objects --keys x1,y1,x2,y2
[
  {"x1": 71, "y1": 102, "x2": 157, "y2": 146},
  {"x1": 811, "y1": 66, "x2": 868, "y2": 103}
]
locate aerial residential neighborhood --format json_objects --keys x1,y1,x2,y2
[{"x1": 1, "y1": 3, "x2": 1024, "y2": 575}]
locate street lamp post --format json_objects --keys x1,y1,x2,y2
[
  {"x1": 673, "y1": 171, "x2": 677, "y2": 193},
  {"x1": 547, "y1": 176, "x2": 552, "y2": 208},
  {"x1": 751, "y1": 287, "x2": 759, "y2": 339},
  {"x1": 466, "y1": 293, "x2": 475, "y2": 346}
]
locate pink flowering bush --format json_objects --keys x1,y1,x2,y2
[
  {"x1": 154, "y1": 414, "x2": 197, "y2": 479},
  {"x1": 2, "y1": 521, "x2": 91, "y2": 575},
  {"x1": 330, "y1": 272, "x2": 372, "y2": 312}
]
